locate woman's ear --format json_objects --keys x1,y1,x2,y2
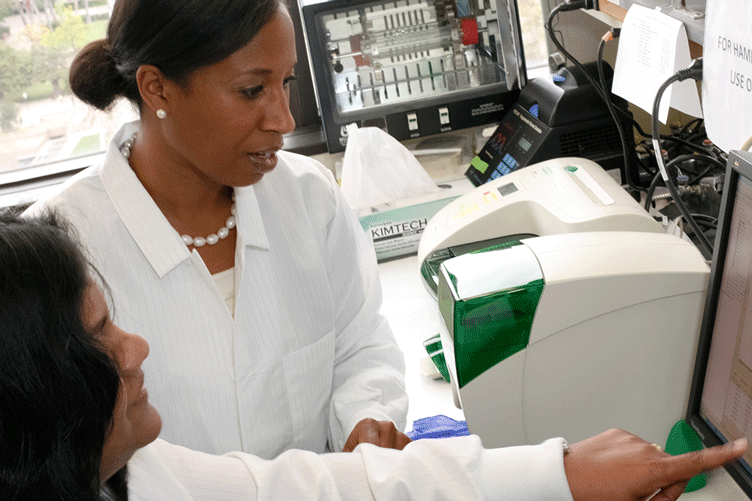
[{"x1": 136, "y1": 65, "x2": 170, "y2": 118}]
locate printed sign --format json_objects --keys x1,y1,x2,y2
[{"x1": 703, "y1": 0, "x2": 752, "y2": 152}]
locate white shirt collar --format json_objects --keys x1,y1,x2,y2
[
  {"x1": 100, "y1": 122, "x2": 270, "y2": 279},
  {"x1": 234, "y1": 184, "x2": 270, "y2": 251}
]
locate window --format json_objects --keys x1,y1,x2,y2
[
  {"x1": 0, "y1": 0, "x2": 135, "y2": 205},
  {"x1": 518, "y1": 0, "x2": 549, "y2": 73}
]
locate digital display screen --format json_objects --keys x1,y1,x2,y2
[
  {"x1": 688, "y1": 153, "x2": 752, "y2": 497},
  {"x1": 497, "y1": 182, "x2": 518, "y2": 197},
  {"x1": 518, "y1": 136, "x2": 532, "y2": 152},
  {"x1": 699, "y1": 174, "x2": 752, "y2": 472}
]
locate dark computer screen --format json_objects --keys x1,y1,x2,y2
[{"x1": 686, "y1": 150, "x2": 752, "y2": 497}]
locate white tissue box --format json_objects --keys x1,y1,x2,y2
[{"x1": 355, "y1": 178, "x2": 474, "y2": 262}]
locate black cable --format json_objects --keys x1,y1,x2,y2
[
  {"x1": 686, "y1": 155, "x2": 727, "y2": 185},
  {"x1": 642, "y1": 128, "x2": 713, "y2": 157},
  {"x1": 643, "y1": 153, "x2": 695, "y2": 211},
  {"x1": 691, "y1": 213, "x2": 719, "y2": 224},
  {"x1": 690, "y1": 213, "x2": 718, "y2": 232},
  {"x1": 547, "y1": 0, "x2": 566, "y2": 51},
  {"x1": 633, "y1": 122, "x2": 716, "y2": 159},
  {"x1": 545, "y1": 5, "x2": 642, "y2": 192},
  {"x1": 680, "y1": 117, "x2": 703, "y2": 135},
  {"x1": 638, "y1": 138, "x2": 721, "y2": 194},
  {"x1": 596, "y1": 35, "x2": 642, "y2": 192},
  {"x1": 630, "y1": 117, "x2": 651, "y2": 138},
  {"x1": 644, "y1": 170, "x2": 663, "y2": 212},
  {"x1": 634, "y1": 153, "x2": 657, "y2": 177},
  {"x1": 660, "y1": 135, "x2": 716, "y2": 156},
  {"x1": 685, "y1": 132, "x2": 711, "y2": 148},
  {"x1": 651, "y1": 59, "x2": 713, "y2": 259},
  {"x1": 545, "y1": 3, "x2": 606, "y2": 102},
  {"x1": 588, "y1": 32, "x2": 653, "y2": 136},
  {"x1": 638, "y1": 132, "x2": 717, "y2": 169}
]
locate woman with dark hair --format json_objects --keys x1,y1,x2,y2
[
  {"x1": 28, "y1": 0, "x2": 410, "y2": 459},
  {"x1": 0, "y1": 211, "x2": 748, "y2": 501},
  {"x1": 0, "y1": 211, "x2": 132, "y2": 500}
]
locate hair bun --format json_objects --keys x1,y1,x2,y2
[{"x1": 69, "y1": 39, "x2": 131, "y2": 111}]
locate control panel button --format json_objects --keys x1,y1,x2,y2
[
  {"x1": 439, "y1": 107, "x2": 450, "y2": 125},
  {"x1": 407, "y1": 112, "x2": 419, "y2": 130}
]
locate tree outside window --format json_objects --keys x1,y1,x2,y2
[{"x1": 0, "y1": 0, "x2": 134, "y2": 175}]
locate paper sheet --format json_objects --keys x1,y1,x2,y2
[
  {"x1": 612, "y1": 4, "x2": 702, "y2": 123},
  {"x1": 702, "y1": 0, "x2": 752, "y2": 153}
]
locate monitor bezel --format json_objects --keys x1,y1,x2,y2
[{"x1": 685, "y1": 150, "x2": 752, "y2": 497}]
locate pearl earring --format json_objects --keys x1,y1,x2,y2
[{"x1": 156, "y1": 109, "x2": 167, "y2": 119}]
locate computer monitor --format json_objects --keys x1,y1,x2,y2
[{"x1": 686, "y1": 149, "x2": 752, "y2": 497}]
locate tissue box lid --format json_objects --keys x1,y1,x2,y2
[{"x1": 437, "y1": 244, "x2": 544, "y2": 388}]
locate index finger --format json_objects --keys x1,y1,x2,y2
[{"x1": 659, "y1": 438, "x2": 748, "y2": 483}]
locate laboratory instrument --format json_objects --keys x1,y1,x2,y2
[
  {"x1": 437, "y1": 230, "x2": 709, "y2": 448},
  {"x1": 417, "y1": 157, "x2": 663, "y2": 298},
  {"x1": 464, "y1": 62, "x2": 636, "y2": 187},
  {"x1": 301, "y1": 0, "x2": 526, "y2": 152}
]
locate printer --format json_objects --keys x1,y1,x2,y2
[
  {"x1": 437, "y1": 231, "x2": 709, "y2": 447},
  {"x1": 418, "y1": 157, "x2": 664, "y2": 298}
]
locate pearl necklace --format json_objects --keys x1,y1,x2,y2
[{"x1": 120, "y1": 132, "x2": 237, "y2": 248}]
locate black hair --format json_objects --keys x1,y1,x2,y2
[
  {"x1": 0, "y1": 209, "x2": 125, "y2": 501},
  {"x1": 69, "y1": 0, "x2": 285, "y2": 110}
]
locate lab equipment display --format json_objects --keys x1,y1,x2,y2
[
  {"x1": 686, "y1": 150, "x2": 752, "y2": 497},
  {"x1": 437, "y1": 231, "x2": 709, "y2": 448},
  {"x1": 301, "y1": 0, "x2": 526, "y2": 152},
  {"x1": 464, "y1": 63, "x2": 636, "y2": 187},
  {"x1": 417, "y1": 157, "x2": 663, "y2": 298}
]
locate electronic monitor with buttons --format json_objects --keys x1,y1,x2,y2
[{"x1": 301, "y1": 0, "x2": 526, "y2": 153}]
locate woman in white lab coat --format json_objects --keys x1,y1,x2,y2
[
  {"x1": 28, "y1": 0, "x2": 410, "y2": 458},
  {"x1": 0, "y1": 211, "x2": 746, "y2": 501}
]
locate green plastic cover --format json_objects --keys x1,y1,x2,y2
[{"x1": 439, "y1": 245, "x2": 544, "y2": 388}]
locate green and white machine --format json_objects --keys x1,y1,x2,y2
[
  {"x1": 437, "y1": 231, "x2": 709, "y2": 448},
  {"x1": 418, "y1": 157, "x2": 664, "y2": 299}
]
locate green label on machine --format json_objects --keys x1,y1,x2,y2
[{"x1": 470, "y1": 155, "x2": 489, "y2": 174}]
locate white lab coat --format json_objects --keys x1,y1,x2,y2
[
  {"x1": 126, "y1": 437, "x2": 574, "y2": 500},
  {"x1": 30, "y1": 122, "x2": 408, "y2": 458}
]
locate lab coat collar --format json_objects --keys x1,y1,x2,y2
[
  {"x1": 101, "y1": 122, "x2": 190, "y2": 279},
  {"x1": 234, "y1": 184, "x2": 270, "y2": 252},
  {"x1": 100, "y1": 122, "x2": 270, "y2": 279}
]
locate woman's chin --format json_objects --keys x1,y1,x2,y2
[
  {"x1": 141, "y1": 403, "x2": 163, "y2": 446},
  {"x1": 131, "y1": 401, "x2": 163, "y2": 450},
  {"x1": 101, "y1": 403, "x2": 162, "y2": 483}
]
